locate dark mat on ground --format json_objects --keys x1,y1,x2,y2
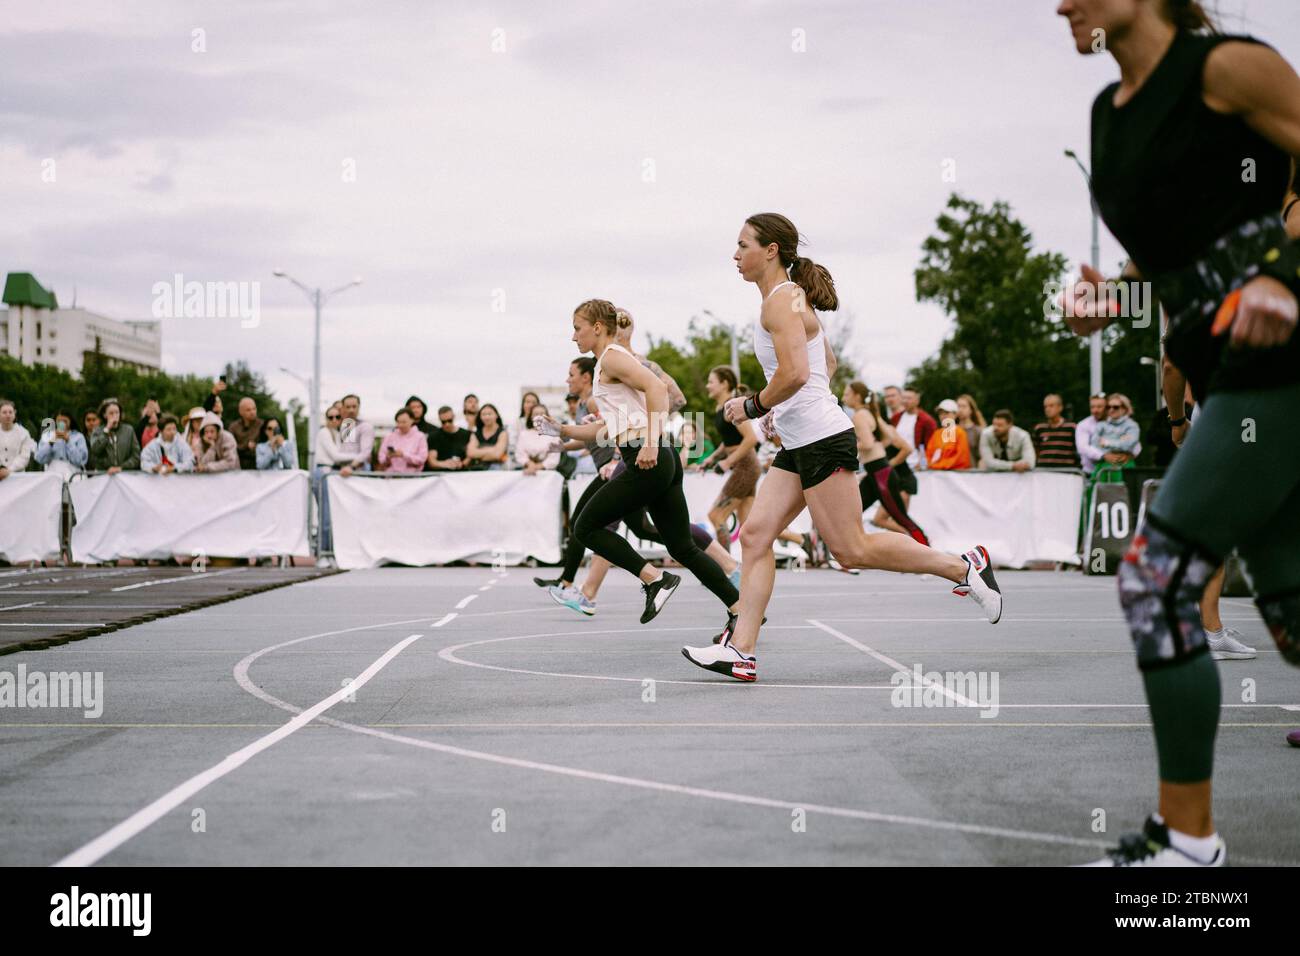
[{"x1": 0, "y1": 566, "x2": 341, "y2": 653}]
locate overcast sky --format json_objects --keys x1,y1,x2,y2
[{"x1": 2, "y1": 0, "x2": 1296, "y2": 420}]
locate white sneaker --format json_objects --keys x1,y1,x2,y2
[
  {"x1": 956, "y1": 545, "x2": 1001, "y2": 623},
  {"x1": 682, "y1": 636, "x2": 757, "y2": 682},
  {"x1": 1207, "y1": 627, "x2": 1256, "y2": 661},
  {"x1": 1083, "y1": 816, "x2": 1226, "y2": 867},
  {"x1": 315, "y1": 556, "x2": 336, "y2": 569}
]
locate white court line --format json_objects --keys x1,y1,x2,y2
[
  {"x1": 808, "y1": 619, "x2": 979, "y2": 708},
  {"x1": 0, "y1": 602, "x2": 44, "y2": 611},
  {"x1": 0, "y1": 622, "x2": 108, "y2": 628},
  {"x1": 437, "y1": 627, "x2": 901, "y2": 689},
  {"x1": 432, "y1": 613, "x2": 457, "y2": 627},
  {"x1": 479, "y1": 585, "x2": 492, "y2": 592},
  {"x1": 230, "y1": 633, "x2": 1107, "y2": 854},
  {"x1": 53, "y1": 632, "x2": 423, "y2": 867},
  {"x1": 455, "y1": 594, "x2": 478, "y2": 610},
  {"x1": 111, "y1": 569, "x2": 244, "y2": 592}
]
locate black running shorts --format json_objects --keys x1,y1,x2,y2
[{"x1": 771, "y1": 429, "x2": 859, "y2": 490}]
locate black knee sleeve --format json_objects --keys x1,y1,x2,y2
[
  {"x1": 1256, "y1": 588, "x2": 1300, "y2": 666},
  {"x1": 1117, "y1": 518, "x2": 1220, "y2": 670}
]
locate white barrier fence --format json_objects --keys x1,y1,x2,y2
[
  {"x1": 3, "y1": 468, "x2": 1084, "y2": 569},
  {"x1": 0, "y1": 472, "x2": 64, "y2": 563},
  {"x1": 909, "y1": 470, "x2": 1084, "y2": 568},
  {"x1": 68, "y1": 471, "x2": 309, "y2": 563},
  {"x1": 326, "y1": 471, "x2": 565, "y2": 570}
]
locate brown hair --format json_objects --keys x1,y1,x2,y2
[
  {"x1": 745, "y1": 212, "x2": 838, "y2": 311},
  {"x1": 847, "y1": 382, "x2": 885, "y2": 442},
  {"x1": 709, "y1": 366, "x2": 738, "y2": 394},
  {"x1": 575, "y1": 299, "x2": 619, "y2": 336},
  {"x1": 1163, "y1": 0, "x2": 1218, "y2": 32},
  {"x1": 957, "y1": 393, "x2": 986, "y2": 428}
]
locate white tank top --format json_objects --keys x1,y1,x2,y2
[
  {"x1": 754, "y1": 281, "x2": 852, "y2": 449},
  {"x1": 592, "y1": 343, "x2": 649, "y2": 443}
]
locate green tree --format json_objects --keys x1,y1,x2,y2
[{"x1": 909, "y1": 193, "x2": 1162, "y2": 437}]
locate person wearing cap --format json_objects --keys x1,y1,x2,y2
[
  {"x1": 181, "y1": 406, "x2": 208, "y2": 463},
  {"x1": 195, "y1": 412, "x2": 239, "y2": 472},
  {"x1": 924, "y1": 399, "x2": 972, "y2": 470},
  {"x1": 1033, "y1": 393, "x2": 1081, "y2": 469}
]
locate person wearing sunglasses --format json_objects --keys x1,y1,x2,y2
[
  {"x1": 311, "y1": 403, "x2": 348, "y2": 564},
  {"x1": 1090, "y1": 393, "x2": 1140, "y2": 474},
  {"x1": 426, "y1": 405, "x2": 471, "y2": 471}
]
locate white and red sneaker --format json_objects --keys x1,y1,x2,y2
[
  {"x1": 953, "y1": 545, "x2": 1001, "y2": 623},
  {"x1": 682, "y1": 635, "x2": 757, "y2": 682}
]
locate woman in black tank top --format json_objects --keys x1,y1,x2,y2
[
  {"x1": 1059, "y1": 0, "x2": 1300, "y2": 867},
  {"x1": 692, "y1": 367, "x2": 761, "y2": 550}
]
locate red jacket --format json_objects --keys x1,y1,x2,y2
[{"x1": 890, "y1": 408, "x2": 938, "y2": 456}]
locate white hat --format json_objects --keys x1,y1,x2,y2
[
  {"x1": 200, "y1": 412, "x2": 223, "y2": 430},
  {"x1": 937, "y1": 399, "x2": 959, "y2": 413}
]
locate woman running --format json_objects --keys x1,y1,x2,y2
[
  {"x1": 842, "y1": 381, "x2": 929, "y2": 546},
  {"x1": 536, "y1": 300, "x2": 741, "y2": 627},
  {"x1": 1057, "y1": 0, "x2": 1300, "y2": 865},
  {"x1": 536, "y1": 355, "x2": 741, "y2": 617},
  {"x1": 692, "y1": 367, "x2": 762, "y2": 550},
  {"x1": 682, "y1": 213, "x2": 1002, "y2": 681}
]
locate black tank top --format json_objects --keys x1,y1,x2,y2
[
  {"x1": 715, "y1": 407, "x2": 743, "y2": 447},
  {"x1": 1090, "y1": 30, "x2": 1297, "y2": 396}
]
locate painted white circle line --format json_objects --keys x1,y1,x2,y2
[
  {"x1": 437, "y1": 627, "x2": 896, "y2": 689},
  {"x1": 231, "y1": 628, "x2": 1107, "y2": 854}
]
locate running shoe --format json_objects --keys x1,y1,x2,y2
[
  {"x1": 800, "y1": 532, "x2": 817, "y2": 566},
  {"x1": 682, "y1": 635, "x2": 757, "y2": 682},
  {"x1": 640, "y1": 571, "x2": 681, "y2": 623},
  {"x1": 1207, "y1": 627, "x2": 1256, "y2": 661},
  {"x1": 533, "y1": 575, "x2": 562, "y2": 589},
  {"x1": 710, "y1": 611, "x2": 766, "y2": 644},
  {"x1": 548, "y1": 584, "x2": 595, "y2": 616},
  {"x1": 1082, "y1": 816, "x2": 1226, "y2": 867},
  {"x1": 728, "y1": 567, "x2": 742, "y2": 590},
  {"x1": 827, "y1": 555, "x2": 860, "y2": 575},
  {"x1": 956, "y1": 545, "x2": 1001, "y2": 623}
]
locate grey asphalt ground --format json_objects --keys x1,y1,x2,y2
[{"x1": 1, "y1": 566, "x2": 1295, "y2": 866}]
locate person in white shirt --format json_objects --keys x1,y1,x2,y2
[
  {"x1": 141, "y1": 414, "x2": 196, "y2": 474},
  {"x1": 335, "y1": 393, "x2": 375, "y2": 475},
  {"x1": 0, "y1": 399, "x2": 35, "y2": 481},
  {"x1": 980, "y1": 410, "x2": 1036, "y2": 472},
  {"x1": 515, "y1": 404, "x2": 562, "y2": 474},
  {"x1": 1074, "y1": 392, "x2": 1108, "y2": 475},
  {"x1": 34, "y1": 411, "x2": 88, "y2": 479}
]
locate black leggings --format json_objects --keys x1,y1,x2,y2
[
  {"x1": 562, "y1": 472, "x2": 715, "y2": 582},
  {"x1": 859, "y1": 458, "x2": 928, "y2": 545},
  {"x1": 573, "y1": 443, "x2": 738, "y2": 609}
]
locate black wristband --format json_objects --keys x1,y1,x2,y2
[
  {"x1": 1167, "y1": 416, "x2": 1187, "y2": 428},
  {"x1": 742, "y1": 396, "x2": 762, "y2": 420}
]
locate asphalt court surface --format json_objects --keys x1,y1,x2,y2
[{"x1": 1, "y1": 565, "x2": 1296, "y2": 866}]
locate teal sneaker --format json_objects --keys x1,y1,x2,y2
[{"x1": 548, "y1": 585, "x2": 596, "y2": 616}]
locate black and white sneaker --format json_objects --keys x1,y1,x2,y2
[
  {"x1": 956, "y1": 545, "x2": 1001, "y2": 623},
  {"x1": 533, "y1": 575, "x2": 562, "y2": 589},
  {"x1": 640, "y1": 571, "x2": 681, "y2": 623},
  {"x1": 1082, "y1": 816, "x2": 1226, "y2": 867},
  {"x1": 712, "y1": 612, "x2": 766, "y2": 644}
]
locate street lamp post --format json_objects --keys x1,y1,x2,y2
[
  {"x1": 1065, "y1": 149, "x2": 1103, "y2": 396},
  {"x1": 271, "y1": 270, "x2": 362, "y2": 476}
]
